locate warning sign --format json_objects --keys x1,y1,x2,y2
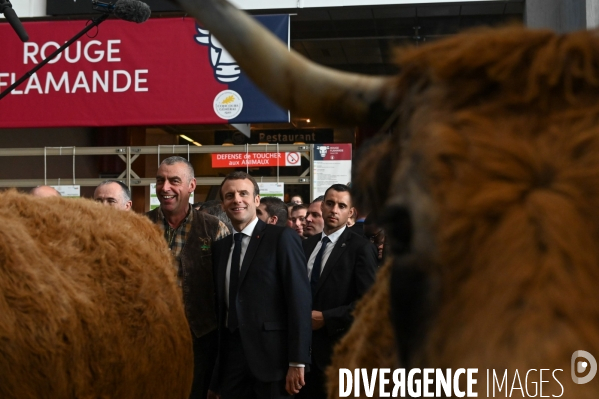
[{"x1": 212, "y1": 152, "x2": 301, "y2": 168}]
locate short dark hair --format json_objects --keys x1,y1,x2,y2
[
  {"x1": 324, "y1": 184, "x2": 351, "y2": 203},
  {"x1": 312, "y1": 195, "x2": 324, "y2": 203},
  {"x1": 260, "y1": 196, "x2": 288, "y2": 226},
  {"x1": 96, "y1": 180, "x2": 131, "y2": 201},
  {"x1": 219, "y1": 171, "x2": 260, "y2": 200},
  {"x1": 291, "y1": 203, "x2": 308, "y2": 213},
  {"x1": 199, "y1": 199, "x2": 222, "y2": 211},
  {"x1": 198, "y1": 200, "x2": 234, "y2": 233},
  {"x1": 160, "y1": 156, "x2": 195, "y2": 182}
]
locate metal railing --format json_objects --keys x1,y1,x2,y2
[{"x1": 0, "y1": 144, "x2": 314, "y2": 192}]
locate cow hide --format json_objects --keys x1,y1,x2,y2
[
  {"x1": 0, "y1": 190, "x2": 193, "y2": 399},
  {"x1": 332, "y1": 25, "x2": 599, "y2": 398}
]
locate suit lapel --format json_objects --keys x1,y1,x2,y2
[
  {"x1": 238, "y1": 219, "x2": 266, "y2": 286},
  {"x1": 304, "y1": 234, "x2": 320, "y2": 260},
  {"x1": 315, "y1": 228, "x2": 351, "y2": 294},
  {"x1": 217, "y1": 235, "x2": 233, "y2": 304}
]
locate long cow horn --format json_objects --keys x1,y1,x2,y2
[{"x1": 174, "y1": 0, "x2": 398, "y2": 126}]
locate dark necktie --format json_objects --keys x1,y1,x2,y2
[
  {"x1": 228, "y1": 233, "x2": 243, "y2": 332},
  {"x1": 310, "y1": 236, "x2": 330, "y2": 295}
]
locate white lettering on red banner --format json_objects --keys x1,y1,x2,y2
[
  {"x1": 0, "y1": 39, "x2": 148, "y2": 95},
  {"x1": 0, "y1": 16, "x2": 290, "y2": 128},
  {"x1": 212, "y1": 152, "x2": 301, "y2": 168}
]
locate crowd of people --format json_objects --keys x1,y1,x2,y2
[{"x1": 28, "y1": 155, "x2": 386, "y2": 399}]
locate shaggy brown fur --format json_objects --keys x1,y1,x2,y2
[
  {"x1": 0, "y1": 190, "x2": 193, "y2": 399},
  {"x1": 333, "y1": 25, "x2": 599, "y2": 398}
]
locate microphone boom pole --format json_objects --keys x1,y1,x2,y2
[{"x1": 0, "y1": 13, "x2": 109, "y2": 100}]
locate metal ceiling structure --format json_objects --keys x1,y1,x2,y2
[{"x1": 281, "y1": 1, "x2": 524, "y2": 75}]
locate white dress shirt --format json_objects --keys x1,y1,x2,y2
[
  {"x1": 307, "y1": 226, "x2": 347, "y2": 279},
  {"x1": 224, "y1": 216, "x2": 305, "y2": 368},
  {"x1": 225, "y1": 216, "x2": 259, "y2": 310}
]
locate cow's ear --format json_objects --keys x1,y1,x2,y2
[{"x1": 390, "y1": 253, "x2": 440, "y2": 368}]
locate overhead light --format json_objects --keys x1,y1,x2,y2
[
  {"x1": 179, "y1": 134, "x2": 202, "y2": 146},
  {"x1": 222, "y1": 139, "x2": 234, "y2": 146},
  {"x1": 306, "y1": 119, "x2": 310, "y2": 123}
]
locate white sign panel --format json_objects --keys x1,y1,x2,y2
[
  {"x1": 312, "y1": 143, "x2": 352, "y2": 200},
  {"x1": 52, "y1": 185, "x2": 80, "y2": 197},
  {"x1": 258, "y1": 182, "x2": 285, "y2": 199}
]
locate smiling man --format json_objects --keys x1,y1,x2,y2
[
  {"x1": 146, "y1": 156, "x2": 230, "y2": 399},
  {"x1": 211, "y1": 171, "x2": 311, "y2": 399},
  {"x1": 298, "y1": 184, "x2": 377, "y2": 399}
]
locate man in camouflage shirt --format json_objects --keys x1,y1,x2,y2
[{"x1": 147, "y1": 156, "x2": 229, "y2": 399}]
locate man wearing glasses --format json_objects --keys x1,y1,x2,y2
[{"x1": 364, "y1": 215, "x2": 385, "y2": 265}]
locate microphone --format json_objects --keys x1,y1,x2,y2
[
  {"x1": 92, "y1": 0, "x2": 151, "y2": 23},
  {"x1": 0, "y1": 0, "x2": 29, "y2": 42}
]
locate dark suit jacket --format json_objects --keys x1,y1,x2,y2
[
  {"x1": 212, "y1": 219, "x2": 312, "y2": 385},
  {"x1": 303, "y1": 227, "x2": 377, "y2": 370},
  {"x1": 349, "y1": 220, "x2": 365, "y2": 236}
]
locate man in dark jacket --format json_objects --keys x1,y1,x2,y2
[
  {"x1": 211, "y1": 171, "x2": 312, "y2": 399},
  {"x1": 298, "y1": 184, "x2": 377, "y2": 399},
  {"x1": 147, "y1": 156, "x2": 229, "y2": 399}
]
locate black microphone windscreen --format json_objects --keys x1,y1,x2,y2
[
  {"x1": 113, "y1": 0, "x2": 151, "y2": 23},
  {"x1": 3, "y1": 6, "x2": 29, "y2": 42}
]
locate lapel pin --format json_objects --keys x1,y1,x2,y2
[{"x1": 341, "y1": 243, "x2": 346, "y2": 248}]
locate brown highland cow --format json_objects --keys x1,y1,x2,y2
[
  {"x1": 172, "y1": 0, "x2": 599, "y2": 397},
  {"x1": 0, "y1": 190, "x2": 193, "y2": 399}
]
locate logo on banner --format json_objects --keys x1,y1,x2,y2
[
  {"x1": 317, "y1": 145, "x2": 329, "y2": 158},
  {"x1": 195, "y1": 25, "x2": 240, "y2": 83},
  {"x1": 214, "y1": 90, "x2": 243, "y2": 120}
]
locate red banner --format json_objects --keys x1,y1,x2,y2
[
  {"x1": 0, "y1": 16, "x2": 289, "y2": 128},
  {"x1": 212, "y1": 152, "x2": 301, "y2": 168}
]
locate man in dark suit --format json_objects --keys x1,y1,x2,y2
[
  {"x1": 298, "y1": 184, "x2": 378, "y2": 399},
  {"x1": 210, "y1": 171, "x2": 312, "y2": 399}
]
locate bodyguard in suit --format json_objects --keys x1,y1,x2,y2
[
  {"x1": 210, "y1": 171, "x2": 312, "y2": 399},
  {"x1": 297, "y1": 184, "x2": 378, "y2": 399}
]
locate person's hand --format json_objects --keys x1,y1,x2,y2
[
  {"x1": 312, "y1": 310, "x2": 325, "y2": 330},
  {"x1": 207, "y1": 389, "x2": 220, "y2": 399},
  {"x1": 285, "y1": 366, "x2": 305, "y2": 395}
]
